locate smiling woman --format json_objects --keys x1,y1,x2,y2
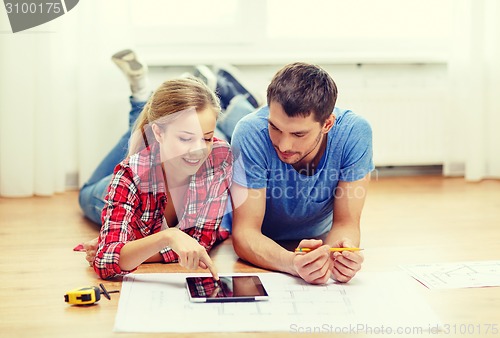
[
  {"x1": 94, "y1": 78, "x2": 232, "y2": 280},
  {"x1": 78, "y1": 50, "x2": 233, "y2": 280}
]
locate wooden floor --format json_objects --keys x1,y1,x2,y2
[
  {"x1": 0, "y1": 175, "x2": 499, "y2": 337},
  {"x1": 362, "y1": 176, "x2": 500, "y2": 265}
]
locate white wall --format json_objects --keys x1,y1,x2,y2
[
  {"x1": 59, "y1": 0, "x2": 478, "y2": 185},
  {"x1": 69, "y1": 0, "x2": 456, "y2": 186},
  {"x1": 1, "y1": 0, "x2": 499, "y2": 196}
]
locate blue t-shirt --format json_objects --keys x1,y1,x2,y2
[{"x1": 226, "y1": 106, "x2": 374, "y2": 241}]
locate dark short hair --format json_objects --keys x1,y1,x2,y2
[{"x1": 267, "y1": 62, "x2": 337, "y2": 123}]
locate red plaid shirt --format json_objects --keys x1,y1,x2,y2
[{"x1": 94, "y1": 139, "x2": 232, "y2": 279}]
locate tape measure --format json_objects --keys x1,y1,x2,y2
[
  {"x1": 64, "y1": 283, "x2": 119, "y2": 305},
  {"x1": 64, "y1": 286, "x2": 101, "y2": 305}
]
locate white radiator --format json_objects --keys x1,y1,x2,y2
[
  {"x1": 333, "y1": 64, "x2": 448, "y2": 167},
  {"x1": 341, "y1": 88, "x2": 446, "y2": 166}
]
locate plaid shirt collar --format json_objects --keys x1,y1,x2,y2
[{"x1": 128, "y1": 141, "x2": 218, "y2": 222}]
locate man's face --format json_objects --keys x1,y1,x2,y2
[{"x1": 268, "y1": 101, "x2": 332, "y2": 166}]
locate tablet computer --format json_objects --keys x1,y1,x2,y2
[{"x1": 186, "y1": 275, "x2": 269, "y2": 303}]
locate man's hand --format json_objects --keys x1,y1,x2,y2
[
  {"x1": 292, "y1": 239, "x2": 331, "y2": 284},
  {"x1": 330, "y1": 239, "x2": 363, "y2": 283},
  {"x1": 83, "y1": 237, "x2": 98, "y2": 267}
]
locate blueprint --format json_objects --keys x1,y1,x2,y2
[
  {"x1": 114, "y1": 271, "x2": 441, "y2": 333},
  {"x1": 401, "y1": 260, "x2": 500, "y2": 289}
]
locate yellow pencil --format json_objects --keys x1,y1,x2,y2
[{"x1": 294, "y1": 247, "x2": 363, "y2": 253}]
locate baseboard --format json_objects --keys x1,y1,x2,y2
[
  {"x1": 374, "y1": 165, "x2": 443, "y2": 177},
  {"x1": 65, "y1": 172, "x2": 79, "y2": 190}
]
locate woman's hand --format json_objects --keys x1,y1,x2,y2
[
  {"x1": 167, "y1": 228, "x2": 219, "y2": 280},
  {"x1": 83, "y1": 237, "x2": 98, "y2": 267}
]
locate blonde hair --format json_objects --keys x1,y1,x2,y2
[{"x1": 128, "y1": 77, "x2": 220, "y2": 156}]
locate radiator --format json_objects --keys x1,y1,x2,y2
[{"x1": 339, "y1": 88, "x2": 446, "y2": 166}]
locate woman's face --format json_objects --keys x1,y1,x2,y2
[{"x1": 153, "y1": 107, "x2": 217, "y2": 180}]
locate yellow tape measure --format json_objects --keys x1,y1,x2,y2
[
  {"x1": 64, "y1": 286, "x2": 101, "y2": 305},
  {"x1": 64, "y1": 284, "x2": 119, "y2": 305}
]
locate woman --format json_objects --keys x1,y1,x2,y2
[{"x1": 79, "y1": 50, "x2": 232, "y2": 280}]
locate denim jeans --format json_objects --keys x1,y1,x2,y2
[
  {"x1": 216, "y1": 94, "x2": 255, "y2": 143},
  {"x1": 217, "y1": 94, "x2": 256, "y2": 232},
  {"x1": 78, "y1": 97, "x2": 146, "y2": 225}
]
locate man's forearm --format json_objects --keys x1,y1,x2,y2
[
  {"x1": 233, "y1": 228, "x2": 298, "y2": 276},
  {"x1": 325, "y1": 222, "x2": 361, "y2": 247}
]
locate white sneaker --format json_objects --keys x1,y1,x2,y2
[
  {"x1": 111, "y1": 49, "x2": 147, "y2": 77},
  {"x1": 179, "y1": 72, "x2": 196, "y2": 79},
  {"x1": 193, "y1": 65, "x2": 217, "y2": 92},
  {"x1": 111, "y1": 49, "x2": 149, "y2": 99}
]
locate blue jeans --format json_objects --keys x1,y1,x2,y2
[
  {"x1": 216, "y1": 94, "x2": 256, "y2": 143},
  {"x1": 78, "y1": 97, "x2": 146, "y2": 225},
  {"x1": 217, "y1": 95, "x2": 256, "y2": 232}
]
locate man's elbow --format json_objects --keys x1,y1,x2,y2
[
  {"x1": 232, "y1": 226, "x2": 257, "y2": 262},
  {"x1": 231, "y1": 228, "x2": 246, "y2": 259}
]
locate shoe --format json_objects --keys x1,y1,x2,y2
[
  {"x1": 193, "y1": 65, "x2": 217, "y2": 92},
  {"x1": 111, "y1": 49, "x2": 147, "y2": 78},
  {"x1": 179, "y1": 72, "x2": 195, "y2": 79},
  {"x1": 213, "y1": 64, "x2": 260, "y2": 110},
  {"x1": 111, "y1": 49, "x2": 149, "y2": 100}
]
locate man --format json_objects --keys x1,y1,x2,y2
[{"x1": 224, "y1": 62, "x2": 374, "y2": 284}]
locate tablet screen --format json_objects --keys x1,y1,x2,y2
[{"x1": 186, "y1": 275, "x2": 269, "y2": 302}]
